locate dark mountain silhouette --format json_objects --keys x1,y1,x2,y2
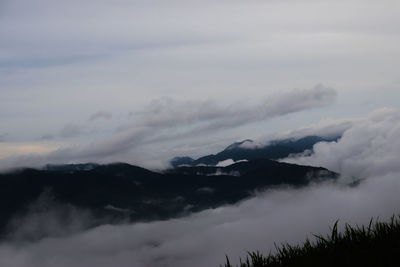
[
  {"x1": 171, "y1": 135, "x2": 340, "y2": 167},
  {"x1": 43, "y1": 163, "x2": 99, "y2": 171},
  {"x1": 170, "y1": 156, "x2": 194, "y2": 167},
  {"x1": 0, "y1": 160, "x2": 337, "y2": 238}
]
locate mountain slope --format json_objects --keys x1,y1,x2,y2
[
  {"x1": 0, "y1": 160, "x2": 337, "y2": 238},
  {"x1": 172, "y1": 135, "x2": 340, "y2": 167}
]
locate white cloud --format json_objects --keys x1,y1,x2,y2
[
  {"x1": 1, "y1": 176, "x2": 399, "y2": 267},
  {"x1": 216, "y1": 159, "x2": 235, "y2": 167},
  {"x1": 216, "y1": 159, "x2": 248, "y2": 167},
  {"x1": 216, "y1": 159, "x2": 236, "y2": 167},
  {"x1": 238, "y1": 140, "x2": 262, "y2": 149},
  {"x1": 1, "y1": 0, "x2": 399, "y2": 148},
  {"x1": 135, "y1": 84, "x2": 336, "y2": 131},
  {"x1": 282, "y1": 108, "x2": 400, "y2": 178},
  {"x1": 0, "y1": 85, "x2": 336, "y2": 170},
  {"x1": 1, "y1": 107, "x2": 400, "y2": 266}
]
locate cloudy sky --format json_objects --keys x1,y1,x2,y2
[
  {"x1": 1, "y1": 1, "x2": 400, "y2": 266},
  {"x1": 1, "y1": 0, "x2": 400, "y2": 169}
]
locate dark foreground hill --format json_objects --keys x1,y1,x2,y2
[
  {"x1": 0, "y1": 159, "x2": 337, "y2": 238},
  {"x1": 223, "y1": 216, "x2": 400, "y2": 267}
]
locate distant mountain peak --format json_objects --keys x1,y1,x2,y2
[
  {"x1": 170, "y1": 134, "x2": 341, "y2": 167},
  {"x1": 224, "y1": 139, "x2": 254, "y2": 151},
  {"x1": 170, "y1": 156, "x2": 195, "y2": 168}
]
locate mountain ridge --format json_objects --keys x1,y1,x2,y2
[
  {"x1": 171, "y1": 135, "x2": 340, "y2": 167},
  {"x1": 0, "y1": 159, "x2": 338, "y2": 240}
]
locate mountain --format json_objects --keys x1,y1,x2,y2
[
  {"x1": 170, "y1": 156, "x2": 195, "y2": 168},
  {"x1": 0, "y1": 160, "x2": 337, "y2": 238},
  {"x1": 43, "y1": 163, "x2": 99, "y2": 171},
  {"x1": 172, "y1": 135, "x2": 340, "y2": 167}
]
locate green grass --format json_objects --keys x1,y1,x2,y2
[{"x1": 222, "y1": 215, "x2": 400, "y2": 267}]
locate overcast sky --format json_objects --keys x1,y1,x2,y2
[
  {"x1": 1, "y1": 0, "x2": 400, "y2": 169},
  {"x1": 1, "y1": 2, "x2": 400, "y2": 266}
]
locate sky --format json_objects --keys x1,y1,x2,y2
[
  {"x1": 1, "y1": 0, "x2": 400, "y2": 169},
  {"x1": 1, "y1": 1, "x2": 400, "y2": 266}
]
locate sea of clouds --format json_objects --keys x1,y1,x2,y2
[{"x1": 1, "y1": 108, "x2": 400, "y2": 267}]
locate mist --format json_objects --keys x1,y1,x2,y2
[
  {"x1": 0, "y1": 85, "x2": 336, "y2": 171},
  {"x1": 1, "y1": 177, "x2": 398, "y2": 267},
  {"x1": 1, "y1": 108, "x2": 400, "y2": 267},
  {"x1": 1, "y1": 0, "x2": 399, "y2": 265}
]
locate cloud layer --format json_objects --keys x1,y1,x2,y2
[
  {"x1": 1, "y1": 0, "x2": 400, "y2": 153},
  {"x1": 1, "y1": 107, "x2": 400, "y2": 267},
  {"x1": 282, "y1": 108, "x2": 400, "y2": 178},
  {"x1": 0, "y1": 85, "x2": 336, "y2": 170}
]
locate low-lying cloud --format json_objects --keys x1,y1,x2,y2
[
  {"x1": 282, "y1": 108, "x2": 400, "y2": 178},
  {"x1": 1, "y1": 107, "x2": 400, "y2": 267},
  {"x1": 5, "y1": 189, "x2": 94, "y2": 242},
  {"x1": 1, "y1": 177, "x2": 399, "y2": 267},
  {"x1": 0, "y1": 85, "x2": 336, "y2": 170},
  {"x1": 136, "y1": 84, "x2": 336, "y2": 131}
]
